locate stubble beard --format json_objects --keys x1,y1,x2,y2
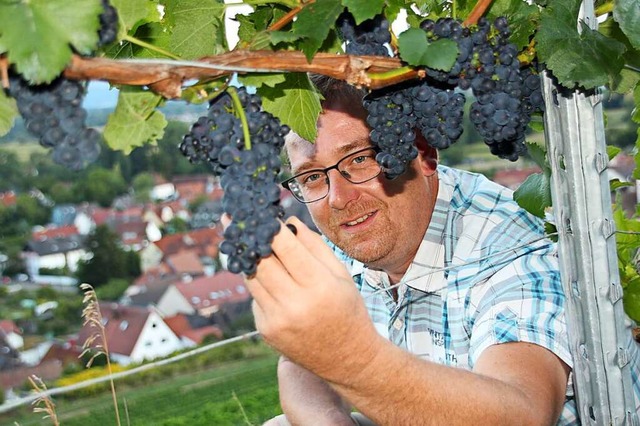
[{"x1": 320, "y1": 200, "x2": 395, "y2": 265}]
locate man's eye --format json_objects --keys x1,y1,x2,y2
[{"x1": 303, "y1": 173, "x2": 323, "y2": 184}]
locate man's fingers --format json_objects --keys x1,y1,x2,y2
[{"x1": 282, "y1": 217, "x2": 352, "y2": 279}]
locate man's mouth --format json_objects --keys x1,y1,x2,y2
[{"x1": 344, "y1": 212, "x2": 375, "y2": 227}]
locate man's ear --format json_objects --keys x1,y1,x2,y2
[{"x1": 415, "y1": 131, "x2": 438, "y2": 176}]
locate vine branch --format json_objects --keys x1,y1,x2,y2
[
  {"x1": 463, "y1": 0, "x2": 493, "y2": 26},
  {"x1": 62, "y1": 50, "x2": 412, "y2": 98}
]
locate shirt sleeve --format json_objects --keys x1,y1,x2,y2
[{"x1": 465, "y1": 246, "x2": 574, "y2": 369}]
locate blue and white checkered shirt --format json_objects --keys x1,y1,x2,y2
[{"x1": 328, "y1": 165, "x2": 640, "y2": 425}]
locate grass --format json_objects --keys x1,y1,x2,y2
[{"x1": 5, "y1": 348, "x2": 281, "y2": 426}]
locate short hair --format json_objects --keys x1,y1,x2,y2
[{"x1": 309, "y1": 74, "x2": 367, "y2": 108}]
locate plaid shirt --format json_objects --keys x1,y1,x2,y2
[{"x1": 329, "y1": 165, "x2": 639, "y2": 424}]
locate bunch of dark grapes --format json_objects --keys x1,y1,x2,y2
[
  {"x1": 180, "y1": 88, "x2": 290, "y2": 275},
  {"x1": 98, "y1": 0, "x2": 119, "y2": 46},
  {"x1": 5, "y1": 2, "x2": 118, "y2": 171},
  {"x1": 337, "y1": 12, "x2": 391, "y2": 57},
  {"x1": 7, "y1": 75, "x2": 101, "y2": 171},
  {"x1": 419, "y1": 16, "x2": 544, "y2": 161},
  {"x1": 364, "y1": 80, "x2": 466, "y2": 179}
]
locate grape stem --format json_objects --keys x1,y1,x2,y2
[
  {"x1": 228, "y1": 85, "x2": 252, "y2": 151},
  {"x1": 0, "y1": 55, "x2": 8, "y2": 88},
  {"x1": 122, "y1": 35, "x2": 182, "y2": 61},
  {"x1": 367, "y1": 66, "x2": 423, "y2": 87},
  {"x1": 463, "y1": 0, "x2": 494, "y2": 26}
]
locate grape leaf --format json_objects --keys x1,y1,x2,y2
[
  {"x1": 239, "y1": 73, "x2": 287, "y2": 89},
  {"x1": 613, "y1": 0, "x2": 640, "y2": 51},
  {"x1": 622, "y1": 280, "x2": 640, "y2": 322},
  {"x1": 513, "y1": 142, "x2": 551, "y2": 218},
  {"x1": 513, "y1": 172, "x2": 552, "y2": 218},
  {"x1": 607, "y1": 145, "x2": 622, "y2": 161},
  {"x1": 105, "y1": 22, "x2": 172, "y2": 59},
  {"x1": 163, "y1": 0, "x2": 227, "y2": 59},
  {"x1": 397, "y1": 28, "x2": 458, "y2": 70},
  {"x1": 292, "y1": 0, "x2": 343, "y2": 61},
  {"x1": 259, "y1": 73, "x2": 322, "y2": 142},
  {"x1": 536, "y1": 0, "x2": 626, "y2": 89},
  {"x1": 342, "y1": 0, "x2": 385, "y2": 24},
  {"x1": 0, "y1": 0, "x2": 102, "y2": 83},
  {"x1": 103, "y1": 87, "x2": 167, "y2": 153},
  {"x1": 487, "y1": 0, "x2": 538, "y2": 50},
  {"x1": 111, "y1": 0, "x2": 161, "y2": 35},
  {"x1": 599, "y1": 17, "x2": 640, "y2": 93},
  {"x1": 0, "y1": 90, "x2": 18, "y2": 137}
]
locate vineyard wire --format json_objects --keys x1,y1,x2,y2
[{"x1": 4, "y1": 228, "x2": 637, "y2": 413}]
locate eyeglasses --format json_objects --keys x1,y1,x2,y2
[{"x1": 281, "y1": 147, "x2": 382, "y2": 203}]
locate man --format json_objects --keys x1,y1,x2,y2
[{"x1": 247, "y1": 77, "x2": 576, "y2": 425}]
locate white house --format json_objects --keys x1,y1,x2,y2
[
  {"x1": 0, "y1": 320, "x2": 24, "y2": 351},
  {"x1": 77, "y1": 303, "x2": 183, "y2": 366}
]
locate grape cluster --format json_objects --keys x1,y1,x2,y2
[
  {"x1": 7, "y1": 75, "x2": 101, "y2": 171},
  {"x1": 5, "y1": 3, "x2": 118, "y2": 171},
  {"x1": 364, "y1": 81, "x2": 466, "y2": 179},
  {"x1": 419, "y1": 17, "x2": 544, "y2": 161},
  {"x1": 354, "y1": 15, "x2": 544, "y2": 176},
  {"x1": 98, "y1": 0, "x2": 119, "y2": 46},
  {"x1": 337, "y1": 12, "x2": 391, "y2": 57},
  {"x1": 180, "y1": 88, "x2": 290, "y2": 275}
]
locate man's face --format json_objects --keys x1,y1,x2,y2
[{"x1": 286, "y1": 99, "x2": 438, "y2": 274}]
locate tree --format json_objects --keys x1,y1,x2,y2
[
  {"x1": 74, "y1": 168, "x2": 127, "y2": 207},
  {"x1": 76, "y1": 225, "x2": 138, "y2": 286}
]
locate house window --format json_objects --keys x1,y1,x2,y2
[
  {"x1": 210, "y1": 292, "x2": 219, "y2": 299},
  {"x1": 101, "y1": 318, "x2": 108, "y2": 326},
  {"x1": 236, "y1": 285, "x2": 246, "y2": 294},
  {"x1": 152, "y1": 322, "x2": 157, "y2": 328},
  {"x1": 119, "y1": 321, "x2": 128, "y2": 331},
  {"x1": 145, "y1": 341, "x2": 152, "y2": 347},
  {"x1": 161, "y1": 338, "x2": 167, "y2": 343},
  {"x1": 191, "y1": 296, "x2": 201, "y2": 304}
]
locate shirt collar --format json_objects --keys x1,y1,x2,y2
[{"x1": 360, "y1": 169, "x2": 453, "y2": 294}]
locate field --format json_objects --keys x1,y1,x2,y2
[
  {"x1": 0, "y1": 140, "x2": 46, "y2": 162},
  {"x1": 4, "y1": 344, "x2": 282, "y2": 426}
]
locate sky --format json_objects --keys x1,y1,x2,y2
[{"x1": 83, "y1": 81, "x2": 119, "y2": 109}]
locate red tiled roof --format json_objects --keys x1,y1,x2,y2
[
  {"x1": 175, "y1": 271, "x2": 250, "y2": 311},
  {"x1": 77, "y1": 303, "x2": 152, "y2": 357},
  {"x1": 166, "y1": 249, "x2": 204, "y2": 276},
  {"x1": 154, "y1": 228, "x2": 222, "y2": 257},
  {"x1": 492, "y1": 167, "x2": 541, "y2": 190},
  {"x1": 0, "y1": 319, "x2": 20, "y2": 334},
  {"x1": 163, "y1": 314, "x2": 223, "y2": 344},
  {"x1": 0, "y1": 191, "x2": 17, "y2": 207},
  {"x1": 32, "y1": 225, "x2": 79, "y2": 241},
  {"x1": 133, "y1": 264, "x2": 174, "y2": 287}
]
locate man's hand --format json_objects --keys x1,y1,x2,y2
[{"x1": 245, "y1": 217, "x2": 384, "y2": 381}]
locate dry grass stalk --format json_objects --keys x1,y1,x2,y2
[
  {"x1": 79, "y1": 283, "x2": 121, "y2": 426},
  {"x1": 28, "y1": 375, "x2": 59, "y2": 426},
  {"x1": 232, "y1": 391, "x2": 254, "y2": 426}
]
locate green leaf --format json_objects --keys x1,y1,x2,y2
[
  {"x1": 0, "y1": 90, "x2": 18, "y2": 137},
  {"x1": 525, "y1": 141, "x2": 549, "y2": 171},
  {"x1": 163, "y1": 0, "x2": 227, "y2": 59},
  {"x1": 103, "y1": 87, "x2": 167, "y2": 154},
  {"x1": 259, "y1": 73, "x2": 322, "y2": 142},
  {"x1": 486, "y1": 0, "x2": 539, "y2": 50},
  {"x1": 607, "y1": 145, "x2": 622, "y2": 160},
  {"x1": 292, "y1": 0, "x2": 343, "y2": 61},
  {"x1": 613, "y1": 0, "x2": 640, "y2": 51},
  {"x1": 397, "y1": 28, "x2": 458, "y2": 70},
  {"x1": 513, "y1": 172, "x2": 552, "y2": 218},
  {"x1": 0, "y1": 0, "x2": 102, "y2": 83},
  {"x1": 609, "y1": 178, "x2": 634, "y2": 191},
  {"x1": 342, "y1": 0, "x2": 385, "y2": 24},
  {"x1": 111, "y1": 0, "x2": 161, "y2": 34},
  {"x1": 238, "y1": 73, "x2": 287, "y2": 89},
  {"x1": 536, "y1": 0, "x2": 626, "y2": 89}
]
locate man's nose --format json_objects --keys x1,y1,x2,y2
[{"x1": 326, "y1": 169, "x2": 359, "y2": 209}]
